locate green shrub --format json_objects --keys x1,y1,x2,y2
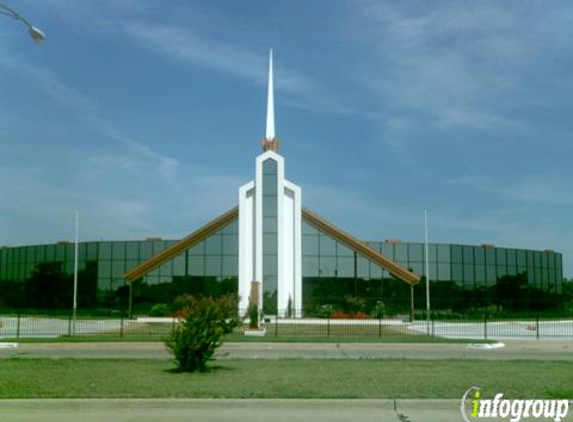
[
  {"x1": 149, "y1": 303, "x2": 170, "y2": 317},
  {"x1": 165, "y1": 295, "x2": 239, "y2": 372},
  {"x1": 344, "y1": 295, "x2": 368, "y2": 313},
  {"x1": 371, "y1": 301, "x2": 386, "y2": 318},
  {"x1": 318, "y1": 304, "x2": 334, "y2": 318}
]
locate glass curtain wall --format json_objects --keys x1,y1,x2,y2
[{"x1": 0, "y1": 225, "x2": 564, "y2": 313}]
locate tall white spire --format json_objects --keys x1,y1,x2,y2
[{"x1": 265, "y1": 48, "x2": 275, "y2": 141}]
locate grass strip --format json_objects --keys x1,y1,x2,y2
[{"x1": 1, "y1": 358, "x2": 571, "y2": 399}]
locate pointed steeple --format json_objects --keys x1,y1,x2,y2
[
  {"x1": 266, "y1": 49, "x2": 275, "y2": 141},
  {"x1": 261, "y1": 49, "x2": 280, "y2": 152}
]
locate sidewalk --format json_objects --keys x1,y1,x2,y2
[{"x1": 0, "y1": 398, "x2": 517, "y2": 422}]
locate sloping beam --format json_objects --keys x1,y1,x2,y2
[
  {"x1": 125, "y1": 205, "x2": 420, "y2": 286},
  {"x1": 302, "y1": 207, "x2": 420, "y2": 285},
  {"x1": 124, "y1": 207, "x2": 239, "y2": 282}
]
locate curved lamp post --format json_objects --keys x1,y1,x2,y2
[{"x1": 0, "y1": 3, "x2": 45, "y2": 43}]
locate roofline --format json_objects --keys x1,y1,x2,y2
[
  {"x1": 301, "y1": 207, "x2": 420, "y2": 285},
  {"x1": 123, "y1": 206, "x2": 239, "y2": 281},
  {"x1": 124, "y1": 206, "x2": 420, "y2": 285}
]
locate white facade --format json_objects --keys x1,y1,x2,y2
[{"x1": 238, "y1": 150, "x2": 302, "y2": 316}]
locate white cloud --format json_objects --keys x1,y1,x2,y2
[
  {"x1": 350, "y1": 1, "x2": 573, "y2": 139},
  {"x1": 124, "y1": 21, "x2": 370, "y2": 117},
  {"x1": 1, "y1": 54, "x2": 178, "y2": 181}
]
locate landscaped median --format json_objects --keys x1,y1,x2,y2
[{"x1": 0, "y1": 358, "x2": 571, "y2": 399}]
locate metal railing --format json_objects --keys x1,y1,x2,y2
[{"x1": 1, "y1": 310, "x2": 572, "y2": 341}]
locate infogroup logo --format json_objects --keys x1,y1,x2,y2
[{"x1": 461, "y1": 387, "x2": 571, "y2": 422}]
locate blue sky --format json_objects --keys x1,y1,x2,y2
[{"x1": 1, "y1": 1, "x2": 572, "y2": 277}]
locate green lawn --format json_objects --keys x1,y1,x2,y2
[{"x1": 1, "y1": 358, "x2": 571, "y2": 399}]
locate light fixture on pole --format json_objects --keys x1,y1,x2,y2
[
  {"x1": 0, "y1": 3, "x2": 45, "y2": 43},
  {"x1": 424, "y1": 207, "x2": 431, "y2": 335}
]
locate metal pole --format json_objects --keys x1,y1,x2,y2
[
  {"x1": 72, "y1": 208, "x2": 79, "y2": 336},
  {"x1": 424, "y1": 208, "x2": 431, "y2": 335},
  {"x1": 410, "y1": 284, "x2": 415, "y2": 322}
]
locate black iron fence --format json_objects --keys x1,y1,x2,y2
[{"x1": 1, "y1": 310, "x2": 572, "y2": 341}]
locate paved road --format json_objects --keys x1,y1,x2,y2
[
  {"x1": 1, "y1": 340, "x2": 572, "y2": 360},
  {"x1": 0, "y1": 398, "x2": 522, "y2": 422}
]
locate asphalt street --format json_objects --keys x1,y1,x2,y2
[{"x1": 0, "y1": 340, "x2": 572, "y2": 360}]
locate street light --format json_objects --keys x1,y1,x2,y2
[{"x1": 0, "y1": 3, "x2": 45, "y2": 43}]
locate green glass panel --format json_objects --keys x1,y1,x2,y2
[
  {"x1": 205, "y1": 256, "x2": 221, "y2": 277},
  {"x1": 87, "y1": 242, "x2": 98, "y2": 260},
  {"x1": 263, "y1": 234, "x2": 277, "y2": 254},
  {"x1": 56, "y1": 244, "x2": 66, "y2": 261},
  {"x1": 158, "y1": 260, "x2": 172, "y2": 276},
  {"x1": 99, "y1": 242, "x2": 112, "y2": 260},
  {"x1": 263, "y1": 255, "x2": 277, "y2": 277},
  {"x1": 153, "y1": 241, "x2": 169, "y2": 255},
  {"x1": 188, "y1": 241, "x2": 205, "y2": 256},
  {"x1": 337, "y1": 256, "x2": 354, "y2": 278},
  {"x1": 188, "y1": 256, "x2": 204, "y2": 276},
  {"x1": 409, "y1": 243, "x2": 423, "y2": 262},
  {"x1": 381, "y1": 243, "x2": 394, "y2": 259},
  {"x1": 452, "y1": 263, "x2": 463, "y2": 284},
  {"x1": 205, "y1": 234, "x2": 222, "y2": 255},
  {"x1": 262, "y1": 196, "x2": 277, "y2": 216},
  {"x1": 548, "y1": 253, "x2": 555, "y2": 269},
  {"x1": 370, "y1": 262, "x2": 383, "y2": 279},
  {"x1": 173, "y1": 256, "x2": 185, "y2": 276},
  {"x1": 464, "y1": 264, "x2": 474, "y2": 283},
  {"x1": 496, "y1": 249, "x2": 507, "y2": 266},
  {"x1": 395, "y1": 244, "x2": 407, "y2": 261},
  {"x1": 222, "y1": 219, "x2": 239, "y2": 235},
  {"x1": 112, "y1": 260, "x2": 126, "y2": 277},
  {"x1": 302, "y1": 235, "x2": 319, "y2": 256},
  {"x1": 451, "y1": 245, "x2": 463, "y2": 263},
  {"x1": 25, "y1": 246, "x2": 35, "y2": 263},
  {"x1": 475, "y1": 265, "x2": 486, "y2": 283},
  {"x1": 474, "y1": 247, "x2": 485, "y2": 266},
  {"x1": 263, "y1": 216, "x2": 277, "y2": 233},
  {"x1": 112, "y1": 242, "x2": 126, "y2": 260},
  {"x1": 222, "y1": 234, "x2": 238, "y2": 256},
  {"x1": 99, "y1": 260, "x2": 111, "y2": 278},
  {"x1": 357, "y1": 256, "x2": 369, "y2": 279},
  {"x1": 507, "y1": 249, "x2": 517, "y2": 267},
  {"x1": 319, "y1": 257, "x2": 336, "y2": 277},
  {"x1": 302, "y1": 256, "x2": 319, "y2": 277},
  {"x1": 126, "y1": 242, "x2": 139, "y2": 259},
  {"x1": 125, "y1": 260, "x2": 139, "y2": 273},
  {"x1": 319, "y1": 235, "x2": 336, "y2": 256},
  {"x1": 516, "y1": 250, "x2": 526, "y2": 267},
  {"x1": 337, "y1": 242, "x2": 353, "y2": 257},
  {"x1": 302, "y1": 220, "x2": 318, "y2": 235},
  {"x1": 428, "y1": 244, "x2": 437, "y2": 263},
  {"x1": 485, "y1": 248, "x2": 495, "y2": 265},
  {"x1": 222, "y1": 256, "x2": 238, "y2": 277},
  {"x1": 463, "y1": 246, "x2": 474, "y2": 265}
]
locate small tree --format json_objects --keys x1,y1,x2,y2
[
  {"x1": 165, "y1": 295, "x2": 239, "y2": 372},
  {"x1": 248, "y1": 302, "x2": 259, "y2": 329}
]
